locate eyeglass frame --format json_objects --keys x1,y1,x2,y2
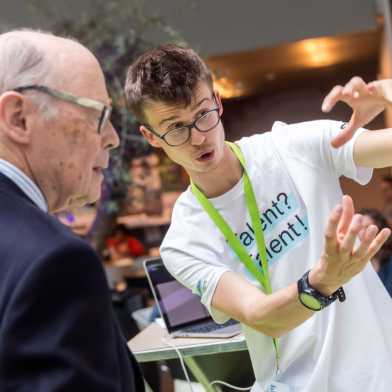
[
  {"x1": 12, "y1": 84, "x2": 112, "y2": 135},
  {"x1": 144, "y1": 105, "x2": 222, "y2": 147}
]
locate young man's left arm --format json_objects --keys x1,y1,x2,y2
[{"x1": 322, "y1": 76, "x2": 392, "y2": 168}]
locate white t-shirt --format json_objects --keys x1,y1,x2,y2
[{"x1": 160, "y1": 120, "x2": 392, "y2": 392}]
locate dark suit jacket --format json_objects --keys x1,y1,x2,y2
[{"x1": 0, "y1": 173, "x2": 144, "y2": 391}]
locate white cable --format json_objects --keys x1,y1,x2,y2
[
  {"x1": 162, "y1": 336, "x2": 254, "y2": 392},
  {"x1": 161, "y1": 337, "x2": 195, "y2": 392},
  {"x1": 209, "y1": 379, "x2": 253, "y2": 391}
]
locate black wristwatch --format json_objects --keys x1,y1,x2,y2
[{"x1": 297, "y1": 270, "x2": 346, "y2": 311}]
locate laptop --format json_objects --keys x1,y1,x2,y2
[{"x1": 144, "y1": 257, "x2": 241, "y2": 338}]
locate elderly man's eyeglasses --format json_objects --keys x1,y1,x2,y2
[
  {"x1": 13, "y1": 85, "x2": 112, "y2": 135},
  {"x1": 146, "y1": 107, "x2": 221, "y2": 147}
]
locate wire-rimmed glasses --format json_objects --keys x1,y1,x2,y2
[
  {"x1": 13, "y1": 84, "x2": 112, "y2": 135},
  {"x1": 146, "y1": 107, "x2": 221, "y2": 147}
]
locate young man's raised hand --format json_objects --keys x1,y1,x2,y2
[
  {"x1": 309, "y1": 195, "x2": 391, "y2": 295},
  {"x1": 322, "y1": 77, "x2": 392, "y2": 148}
]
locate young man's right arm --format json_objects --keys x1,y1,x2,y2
[{"x1": 211, "y1": 195, "x2": 390, "y2": 338}]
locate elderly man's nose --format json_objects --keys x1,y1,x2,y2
[{"x1": 105, "y1": 122, "x2": 120, "y2": 149}]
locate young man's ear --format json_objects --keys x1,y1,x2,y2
[
  {"x1": 139, "y1": 125, "x2": 162, "y2": 148},
  {"x1": 0, "y1": 92, "x2": 30, "y2": 144},
  {"x1": 214, "y1": 90, "x2": 224, "y2": 117}
]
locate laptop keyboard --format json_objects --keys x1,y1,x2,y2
[{"x1": 181, "y1": 318, "x2": 238, "y2": 333}]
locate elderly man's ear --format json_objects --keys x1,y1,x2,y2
[{"x1": 0, "y1": 92, "x2": 31, "y2": 144}]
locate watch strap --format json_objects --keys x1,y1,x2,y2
[{"x1": 298, "y1": 270, "x2": 346, "y2": 311}]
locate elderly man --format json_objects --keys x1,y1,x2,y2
[
  {"x1": 125, "y1": 45, "x2": 392, "y2": 392},
  {"x1": 0, "y1": 30, "x2": 144, "y2": 391}
]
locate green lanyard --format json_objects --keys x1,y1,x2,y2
[{"x1": 191, "y1": 141, "x2": 280, "y2": 372}]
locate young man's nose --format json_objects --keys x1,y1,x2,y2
[{"x1": 190, "y1": 127, "x2": 206, "y2": 146}]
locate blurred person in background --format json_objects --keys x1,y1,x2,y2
[
  {"x1": 106, "y1": 224, "x2": 146, "y2": 261},
  {"x1": 360, "y1": 208, "x2": 392, "y2": 296},
  {"x1": 380, "y1": 175, "x2": 392, "y2": 226}
]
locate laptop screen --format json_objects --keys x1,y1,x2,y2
[{"x1": 145, "y1": 258, "x2": 211, "y2": 332}]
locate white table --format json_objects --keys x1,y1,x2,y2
[{"x1": 128, "y1": 322, "x2": 248, "y2": 392}]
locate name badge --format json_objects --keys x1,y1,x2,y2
[{"x1": 266, "y1": 381, "x2": 292, "y2": 392}]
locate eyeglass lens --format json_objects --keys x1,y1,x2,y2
[
  {"x1": 98, "y1": 107, "x2": 112, "y2": 134},
  {"x1": 165, "y1": 110, "x2": 219, "y2": 146}
]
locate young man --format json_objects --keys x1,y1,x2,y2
[{"x1": 125, "y1": 45, "x2": 392, "y2": 391}]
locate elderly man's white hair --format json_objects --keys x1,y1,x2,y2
[{"x1": 0, "y1": 28, "x2": 79, "y2": 117}]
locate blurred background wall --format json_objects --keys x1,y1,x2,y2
[
  {"x1": 1, "y1": 0, "x2": 391, "y2": 211},
  {"x1": 0, "y1": 0, "x2": 381, "y2": 54}
]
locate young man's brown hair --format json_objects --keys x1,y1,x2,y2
[{"x1": 124, "y1": 44, "x2": 213, "y2": 123}]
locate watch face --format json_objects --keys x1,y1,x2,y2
[{"x1": 299, "y1": 293, "x2": 322, "y2": 311}]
